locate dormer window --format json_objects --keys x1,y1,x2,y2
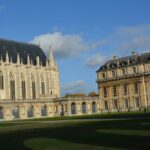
[{"x1": 132, "y1": 60, "x2": 135, "y2": 64}]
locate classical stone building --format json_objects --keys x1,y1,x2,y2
[{"x1": 96, "y1": 52, "x2": 150, "y2": 112}]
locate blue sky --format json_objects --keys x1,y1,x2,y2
[{"x1": 0, "y1": 0, "x2": 150, "y2": 95}]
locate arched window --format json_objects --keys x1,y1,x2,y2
[
  {"x1": 12, "y1": 106, "x2": 19, "y2": 119},
  {"x1": 32, "y1": 81, "x2": 36, "y2": 99},
  {"x1": 10, "y1": 72, "x2": 15, "y2": 100},
  {"x1": 27, "y1": 105, "x2": 34, "y2": 117},
  {"x1": 71, "y1": 103, "x2": 76, "y2": 114},
  {"x1": 10, "y1": 80, "x2": 15, "y2": 100},
  {"x1": 21, "y1": 74, "x2": 26, "y2": 100},
  {"x1": 22, "y1": 81, "x2": 26, "y2": 100},
  {"x1": 92, "y1": 102, "x2": 96, "y2": 113},
  {"x1": 41, "y1": 105, "x2": 47, "y2": 116},
  {"x1": 0, "y1": 106, "x2": 4, "y2": 119},
  {"x1": 41, "y1": 81, "x2": 45, "y2": 95},
  {"x1": 82, "y1": 102, "x2": 86, "y2": 113},
  {"x1": 0, "y1": 71, "x2": 4, "y2": 89}
]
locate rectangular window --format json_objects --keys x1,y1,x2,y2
[
  {"x1": 113, "y1": 86, "x2": 117, "y2": 97},
  {"x1": 123, "y1": 84, "x2": 128, "y2": 95},
  {"x1": 134, "y1": 82, "x2": 138, "y2": 94},
  {"x1": 135, "y1": 97, "x2": 140, "y2": 107},
  {"x1": 114, "y1": 100, "x2": 118, "y2": 109},
  {"x1": 122, "y1": 69, "x2": 126, "y2": 75},
  {"x1": 112, "y1": 70, "x2": 116, "y2": 77},
  {"x1": 124, "y1": 99, "x2": 129, "y2": 109},
  {"x1": 103, "y1": 87, "x2": 107, "y2": 98},
  {"x1": 102, "y1": 72, "x2": 106, "y2": 78},
  {"x1": 104, "y1": 101, "x2": 108, "y2": 110},
  {"x1": 132, "y1": 67, "x2": 137, "y2": 74}
]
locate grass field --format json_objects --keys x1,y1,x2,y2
[{"x1": 0, "y1": 112, "x2": 150, "y2": 150}]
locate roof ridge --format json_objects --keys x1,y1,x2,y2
[{"x1": 0, "y1": 38, "x2": 39, "y2": 47}]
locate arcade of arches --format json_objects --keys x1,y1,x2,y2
[{"x1": 0, "y1": 97, "x2": 99, "y2": 120}]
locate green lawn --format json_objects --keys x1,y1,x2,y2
[
  {"x1": 0, "y1": 112, "x2": 150, "y2": 150},
  {"x1": 4, "y1": 111, "x2": 150, "y2": 122}
]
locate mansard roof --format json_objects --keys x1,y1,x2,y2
[
  {"x1": 0, "y1": 39, "x2": 46, "y2": 66},
  {"x1": 97, "y1": 52, "x2": 150, "y2": 72}
]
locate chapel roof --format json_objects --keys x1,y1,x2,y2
[{"x1": 0, "y1": 38, "x2": 46, "y2": 66}]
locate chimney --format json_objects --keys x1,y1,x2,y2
[
  {"x1": 132, "y1": 51, "x2": 137, "y2": 55},
  {"x1": 113, "y1": 56, "x2": 118, "y2": 60}
]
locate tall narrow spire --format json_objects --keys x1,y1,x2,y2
[
  {"x1": 36, "y1": 56, "x2": 40, "y2": 66},
  {"x1": 49, "y1": 46, "x2": 55, "y2": 67},
  {"x1": 17, "y1": 53, "x2": 20, "y2": 65},
  {"x1": 27, "y1": 54, "x2": 30, "y2": 66},
  {"x1": 6, "y1": 51, "x2": 9, "y2": 63}
]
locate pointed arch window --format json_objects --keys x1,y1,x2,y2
[
  {"x1": 10, "y1": 80, "x2": 15, "y2": 100},
  {"x1": 10, "y1": 72, "x2": 15, "y2": 100},
  {"x1": 0, "y1": 71, "x2": 4, "y2": 89},
  {"x1": 32, "y1": 81, "x2": 36, "y2": 99},
  {"x1": 41, "y1": 81, "x2": 45, "y2": 95},
  {"x1": 22, "y1": 80, "x2": 26, "y2": 99}
]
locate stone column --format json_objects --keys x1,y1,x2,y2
[
  {"x1": 142, "y1": 76, "x2": 148, "y2": 108},
  {"x1": 26, "y1": 69, "x2": 31, "y2": 99},
  {"x1": 4, "y1": 68, "x2": 9, "y2": 99},
  {"x1": 36, "y1": 71, "x2": 40, "y2": 99},
  {"x1": 128, "y1": 83, "x2": 133, "y2": 111},
  {"x1": 118, "y1": 84, "x2": 123, "y2": 112},
  {"x1": 108, "y1": 86, "x2": 113, "y2": 112}
]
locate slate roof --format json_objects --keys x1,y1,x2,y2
[
  {"x1": 97, "y1": 52, "x2": 150, "y2": 72},
  {"x1": 0, "y1": 39, "x2": 46, "y2": 66}
]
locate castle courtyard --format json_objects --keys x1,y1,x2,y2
[{"x1": 0, "y1": 112, "x2": 150, "y2": 150}]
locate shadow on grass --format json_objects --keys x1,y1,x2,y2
[{"x1": 0, "y1": 118, "x2": 150, "y2": 150}]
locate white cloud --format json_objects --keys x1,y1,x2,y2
[
  {"x1": 61, "y1": 80, "x2": 86, "y2": 95},
  {"x1": 85, "y1": 54, "x2": 107, "y2": 68},
  {"x1": 109, "y1": 25, "x2": 150, "y2": 52},
  {"x1": 30, "y1": 32, "x2": 105, "y2": 59},
  {"x1": 85, "y1": 25, "x2": 150, "y2": 68}
]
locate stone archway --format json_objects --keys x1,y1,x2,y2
[
  {"x1": 82, "y1": 102, "x2": 87, "y2": 114},
  {"x1": 71, "y1": 102, "x2": 76, "y2": 114},
  {"x1": 0, "y1": 106, "x2": 4, "y2": 119},
  {"x1": 12, "y1": 106, "x2": 19, "y2": 119},
  {"x1": 92, "y1": 102, "x2": 97, "y2": 113},
  {"x1": 27, "y1": 105, "x2": 34, "y2": 118},
  {"x1": 41, "y1": 105, "x2": 47, "y2": 116}
]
